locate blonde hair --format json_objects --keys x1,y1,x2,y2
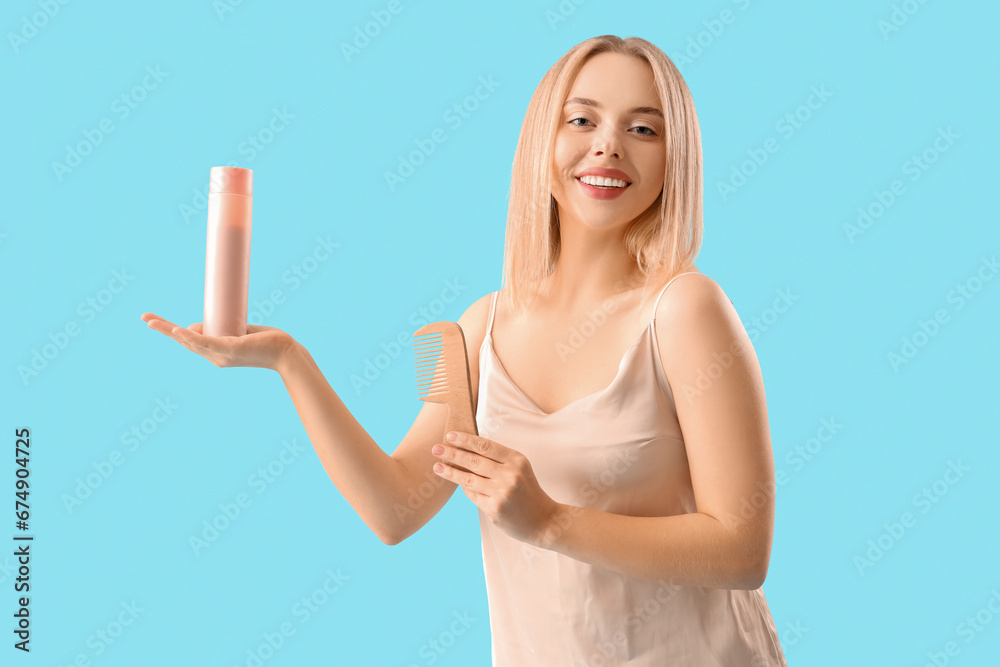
[{"x1": 499, "y1": 34, "x2": 704, "y2": 313}]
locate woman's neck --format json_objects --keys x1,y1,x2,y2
[{"x1": 538, "y1": 243, "x2": 646, "y2": 311}]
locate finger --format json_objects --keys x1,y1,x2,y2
[
  {"x1": 171, "y1": 325, "x2": 211, "y2": 348},
  {"x1": 462, "y1": 487, "x2": 487, "y2": 504},
  {"x1": 433, "y1": 462, "x2": 486, "y2": 494},
  {"x1": 148, "y1": 319, "x2": 209, "y2": 352},
  {"x1": 437, "y1": 444, "x2": 495, "y2": 477},
  {"x1": 188, "y1": 323, "x2": 204, "y2": 333},
  {"x1": 144, "y1": 313, "x2": 185, "y2": 330},
  {"x1": 144, "y1": 314, "x2": 182, "y2": 331},
  {"x1": 146, "y1": 319, "x2": 180, "y2": 337},
  {"x1": 446, "y1": 431, "x2": 505, "y2": 464}
]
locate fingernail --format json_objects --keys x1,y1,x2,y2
[
  {"x1": 431, "y1": 445, "x2": 444, "y2": 455},
  {"x1": 446, "y1": 432, "x2": 457, "y2": 442}
]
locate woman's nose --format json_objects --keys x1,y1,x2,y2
[{"x1": 592, "y1": 129, "x2": 622, "y2": 158}]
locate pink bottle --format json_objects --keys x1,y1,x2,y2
[{"x1": 203, "y1": 166, "x2": 253, "y2": 337}]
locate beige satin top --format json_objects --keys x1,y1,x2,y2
[{"x1": 474, "y1": 272, "x2": 787, "y2": 666}]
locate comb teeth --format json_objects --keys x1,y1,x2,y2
[
  {"x1": 410, "y1": 319, "x2": 478, "y2": 437},
  {"x1": 413, "y1": 332, "x2": 448, "y2": 398}
]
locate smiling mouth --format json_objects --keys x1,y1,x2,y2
[{"x1": 576, "y1": 176, "x2": 630, "y2": 190}]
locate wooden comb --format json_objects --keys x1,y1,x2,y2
[{"x1": 413, "y1": 321, "x2": 479, "y2": 466}]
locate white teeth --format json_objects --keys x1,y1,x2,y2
[{"x1": 579, "y1": 175, "x2": 627, "y2": 188}]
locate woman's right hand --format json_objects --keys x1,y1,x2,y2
[{"x1": 140, "y1": 312, "x2": 296, "y2": 372}]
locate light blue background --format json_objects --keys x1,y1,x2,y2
[{"x1": 3, "y1": 1, "x2": 998, "y2": 665}]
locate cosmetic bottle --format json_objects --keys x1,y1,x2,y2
[{"x1": 203, "y1": 166, "x2": 253, "y2": 337}]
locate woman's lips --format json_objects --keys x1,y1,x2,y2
[{"x1": 576, "y1": 177, "x2": 630, "y2": 200}]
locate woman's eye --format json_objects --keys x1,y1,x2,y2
[{"x1": 567, "y1": 118, "x2": 657, "y2": 137}]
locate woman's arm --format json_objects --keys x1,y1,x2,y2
[
  {"x1": 534, "y1": 275, "x2": 775, "y2": 590},
  {"x1": 275, "y1": 293, "x2": 492, "y2": 545},
  {"x1": 275, "y1": 341, "x2": 432, "y2": 545}
]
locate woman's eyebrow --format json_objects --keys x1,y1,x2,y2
[{"x1": 563, "y1": 96, "x2": 664, "y2": 118}]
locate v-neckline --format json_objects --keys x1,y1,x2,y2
[{"x1": 484, "y1": 322, "x2": 652, "y2": 416}]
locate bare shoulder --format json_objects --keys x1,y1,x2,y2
[
  {"x1": 654, "y1": 271, "x2": 735, "y2": 322},
  {"x1": 456, "y1": 291, "x2": 495, "y2": 354},
  {"x1": 654, "y1": 272, "x2": 758, "y2": 404}
]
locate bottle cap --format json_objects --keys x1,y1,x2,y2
[{"x1": 209, "y1": 166, "x2": 253, "y2": 195}]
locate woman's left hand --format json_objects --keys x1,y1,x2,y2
[{"x1": 431, "y1": 431, "x2": 558, "y2": 547}]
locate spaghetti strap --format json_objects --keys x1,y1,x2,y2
[
  {"x1": 487, "y1": 290, "x2": 499, "y2": 336},
  {"x1": 650, "y1": 271, "x2": 701, "y2": 323}
]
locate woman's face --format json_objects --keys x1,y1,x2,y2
[{"x1": 551, "y1": 52, "x2": 666, "y2": 232}]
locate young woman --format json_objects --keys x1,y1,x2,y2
[{"x1": 142, "y1": 35, "x2": 786, "y2": 666}]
